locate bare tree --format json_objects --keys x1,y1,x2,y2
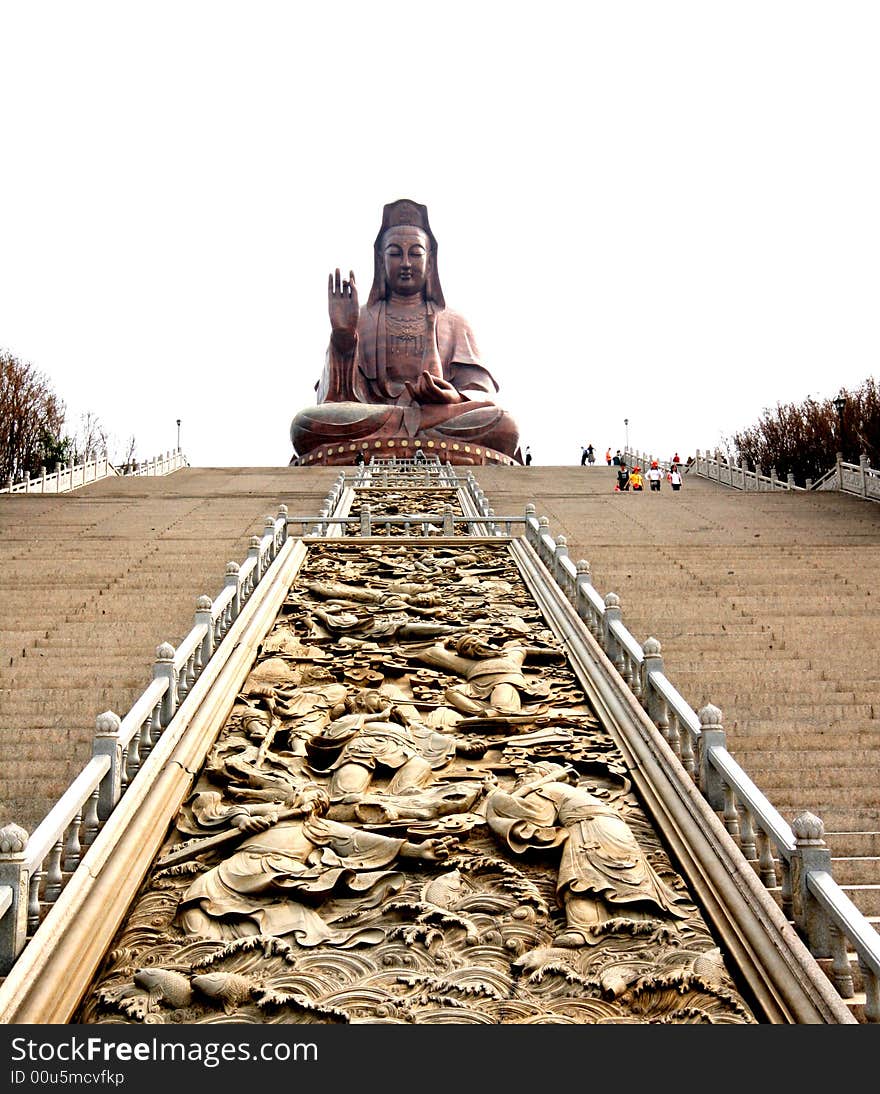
[
  {"x1": 71, "y1": 411, "x2": 109, "y2": 464},
  {"x1": 0, "y1": 350, "x2": 67, "y2": 481},
  {"x1": 729, "y1": 376, "x2": 879, "y2": 486},
  {"x1": 118, "y1": 434, "x2": 138, "y2": 473}
]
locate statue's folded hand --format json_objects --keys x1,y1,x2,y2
[{"x1": 405, "y1": 371, "x2": 463, "y2": 405}]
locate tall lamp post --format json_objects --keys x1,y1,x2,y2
[
  {"x1": 833, "y1": 394, "x2": 846, "y2": 460},
  {"x1": 624, "y1": 418, "x2": 629, "y2": 456},
  {"x1": 176, "y1": 419, "x2": 181, "y2": 452}
]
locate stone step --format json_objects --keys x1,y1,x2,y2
[
  {"x1": 830, "y1": 857, "x2": 880, "y2": 886},
  {"x1": 825, "y1": 832, "x2": 880, "y2": 856},
  {"x1": 838, "y1": 885, "x2": 880, "y2": 919},
  {"x1": 724, "y1": 730, "x2": 880, "y2": 750},
  {"x1": 728, "y1": 750, "x2": 880, "y2": 769},
  {"x1": 763, "y1": 788, "x2": 880, "y2": 811},
  {"x1": 721, "y1": 703, "x2": 875, "y2": 720}
]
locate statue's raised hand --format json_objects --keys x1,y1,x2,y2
[{"x1": 328, "y1": 268, "x2": 359, "y2": 352}]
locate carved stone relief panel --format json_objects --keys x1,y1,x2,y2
[
  {"x1": 346, "y1": 486, "x2": 468, "y2": 535},
  {"x1": 75, "y1": 542, "x2": 756, "y2": 1024}
]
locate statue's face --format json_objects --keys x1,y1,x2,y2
[{"x1": 383, "y1": 227, "x2": 430, "y2": 297}]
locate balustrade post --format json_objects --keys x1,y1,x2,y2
[
  {"x1": 806, "y1": 477, "x2": 813, "y2": 490},
  {"x1": 641, "y1": 638, "x2": 668, "y2": 735},
  {"x1": 789, "y1": 811, "x2": 832, "y2": 957},
  {"x1": 194, "y1": 595, "x2": 214, "y2": 669},
  {"x1": 771, "y1": 465, "x2": 778, "y2": 489},
  {"x1": 277, "y1": 504, "x2": 288, "y2": 544},
  {"x1": 537, "y1": 517, "x2": 551, "y2": 565},
  {"x1": 40, "y1": 466, "x2": 47, "y2": 493},
  {"x1": 360, "y1": 503, "x2": 372, "y2": 536},
  {"x1": 602, "y1": 592, "x2": 622, "y2": 663},
  {"x1": 92, "y1": 710, "x2": 123, "y2": 819},
  {"x1": 574, "y1": 560, "x2": 593, "y2": 628},
  {"x1": 0, "y1": 823, "x2": 30, "y2": 975},
  {"x1": 152, "y1": 642, "x2": 178, "y2": 728},
  {"x1": 697, "y1": 704, "x2": 727, "y2": 809},
  {"x1": 524, "y1": 504, "x2": 537, "y2": 546},
  {"x1": 835, "y1": 452, "x2": 843, "y2": 490},
  {"x1": 553, "y1": 535, "x2": 569, "y2": 589},
  {"x1": 247, "y1": 535, "x2": 262, "y2": 584},
  {"x1": 443, "y1": 505, "x2": 454, "y2": 535},
  {"x1": 860, "y1": 454, "x2": 868, "y2": 497},
  {"x1": 225, "y1": 562, "x2": 241, "y2": 619},
  {"x1": 787, "y1": 472, "x2": 795, "y2": 490}
]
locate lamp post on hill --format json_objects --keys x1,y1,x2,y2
[
  {"x1": 833, "y1": 394, "x2": 846, "y2": 460},
  {"x1": 624, "y1": 418, "x2": 629, "y2": 457},
  {"x1": 176, "y1": 419, "x2": 181, "y2": 453}
]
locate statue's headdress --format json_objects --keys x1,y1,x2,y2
[{"x1": 367, "y1": 198, "x2": 445, "y2": 308}]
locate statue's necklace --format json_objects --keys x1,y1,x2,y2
[{"x1": 385, "y1": 304, "x2": 427, "y2": 339}]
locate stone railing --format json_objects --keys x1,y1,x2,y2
[
  {"x1": 1, "y1": 449, "x2": 189, "y2": 495},
  {"x1": 691, "y1": 451, "x2": 805, "y2": 491},
  {"x1": 811, "y1": 456, "x2": 880, "y2": 502},
  {"x1": 689, "y1": 450, "x2": 879, "y2": 502},
  {"x1": 523, "y1": 505, "x2": 880, "y2": 1021},
  {"x1": 0, "y1": 505, "x2": 289, "y2": 975}
]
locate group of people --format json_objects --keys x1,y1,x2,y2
[
  {"x1": 559, "y1": 445, "x2": 687, "y2": 483},
  {"x1": 615, "y1": 458, "x2": 682, "y2": 493}
]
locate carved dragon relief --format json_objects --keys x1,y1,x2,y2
[{"x1": 75, "y1": 542, "x2": 757, "y2": 1024}]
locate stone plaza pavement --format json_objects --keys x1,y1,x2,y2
[{"x1": 0, "y1": 462, "x2": 878, "y2": 923}]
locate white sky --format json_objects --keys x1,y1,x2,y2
[{"x1": 1, "y1": 1, "x2": 878, "y2": 468}]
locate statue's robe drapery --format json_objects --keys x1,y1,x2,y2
[{"x1": 291, "y1": 301, "x2": 520, "y2": 458}]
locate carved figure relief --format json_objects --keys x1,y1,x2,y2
[{"x1": 75, "y1": 542, "x2": 756, "y2": 1024}]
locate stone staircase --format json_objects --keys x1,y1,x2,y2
[
  {"x1": 1, "y1": 461, "x2": 877, "y2": 1019},
  {"x1": 0, "y1": 467, "x2": 334, "y2": 832}
]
